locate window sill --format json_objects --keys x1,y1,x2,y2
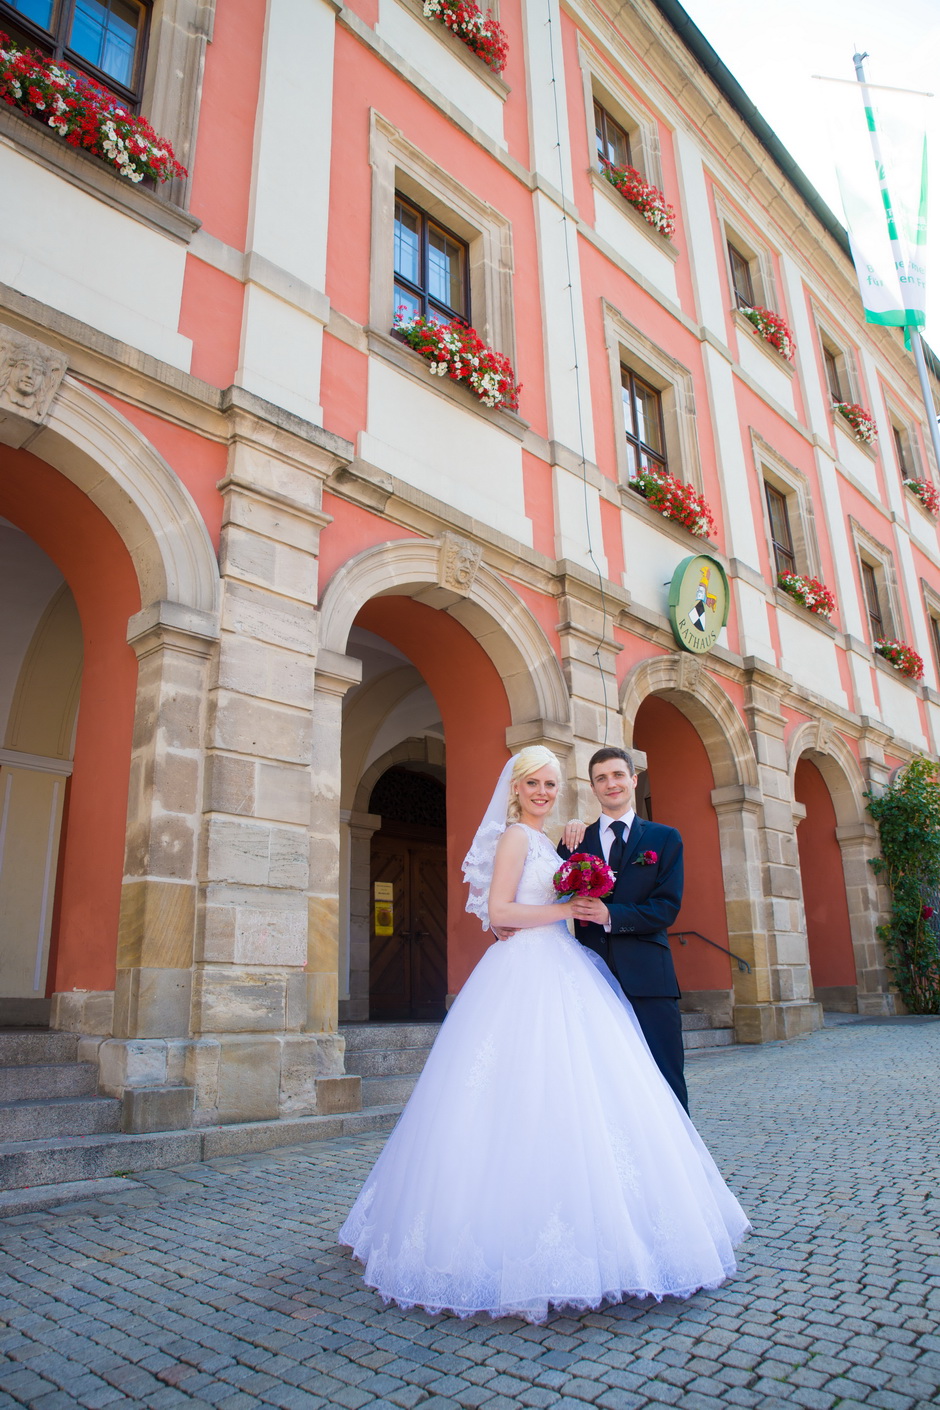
[
  {"x1": 832, "y1": 414, "x2": 877, "y2": 461},
  {"x1": 619, "y1": 481, "x2": 721, "y2": 553},
  {"x1": 731, "y1": 308, "x2": 795, "y2": 376},
  {"x1": 873, "y1": 651, "x2": 924, "y2": 693},
  {"x1": 0, "y1": 103, "x2": 200, "y2": 245},
  {"x1": 903, "y1": 486, "x2": 939, "y2": 522},
  {"x1": 367, "y1": 327, "x2": 528, "y2": 440},
  {"x1": 589, "y1": 168, "x2": 679, "y2": 263},
  {"x1": 774, "y1": 588, "x2": 839, "y2": 639},
  {"x1": 392, "y1": 0, "x2": 511, "y2": 100}
]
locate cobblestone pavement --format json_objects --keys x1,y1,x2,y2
[{"x1": 1, "y1": 1015, "x2": 939, "y2": 1410}]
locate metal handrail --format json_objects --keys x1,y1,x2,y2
[{"x1": 669, "y1": 930, "x2": 752, "y2": 973}]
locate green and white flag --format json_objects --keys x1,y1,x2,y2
[{"x1": 834, "y1": 81, "x2": 928, "y2": 329}]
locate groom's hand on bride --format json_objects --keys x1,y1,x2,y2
[
  {"x1": 562, "y1": 819, "x2": 587, "y2": 850},
  {"x1": 491, "y1": 925, "x2": 518, "y2": 941},
  {"x1": 572, "y1": 897, "x2": 610, "y2": 925}
]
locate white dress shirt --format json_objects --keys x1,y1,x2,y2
[{"x1": 598, "y1": 809, "x2": 636, "y2": 862}]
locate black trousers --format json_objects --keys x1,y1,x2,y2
[{"x1": 625, "y1": 995, "x2": 689, "y2": 1113}]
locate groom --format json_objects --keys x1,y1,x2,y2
[{"x1": 562, "y1": 746, "x2": 688, "y2": 1112}]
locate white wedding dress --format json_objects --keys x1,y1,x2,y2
[{"x1": 339, "y1": 823, "x2": 750, "y2": 1322}]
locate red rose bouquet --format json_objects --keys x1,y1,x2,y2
[{"x1": 553, "y1": 853, "x2": 615, "y2": 900}]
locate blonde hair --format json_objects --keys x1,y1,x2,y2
[{"x1": 506, "y1": 746, "x2": 562, "y2": 823}]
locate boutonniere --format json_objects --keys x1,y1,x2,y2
[{"x1": 633, "y1": 850, "x2": 658, "y2": 867}]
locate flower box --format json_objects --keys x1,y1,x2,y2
[
  {"x1": 0, "y1": 33, "x2": 185, "y2": 184},
  {"x1": 629, "y1": 470, "x2": 716, "y2": 539},
  {"x1": 874, "y1": 638, "x2": 924, "y2": 680},
  {"x1": 422, "y1": 0, "x2": 508, "y2": 74},
  {"x1": 600, "y1": 160, "x2": 676, "y2": 240},
  {"x1": 777, "y1": 571, "x2": 836, "y2": 619},
  {"x1": 833, "y1": 401, "x2": 878, "y2": 447},
  {"x1": 393, "y1": 310, "x2": 521, "y2": 411},
  {"x1": 903, "y1": 479, "x2": 940, "y2": 517},
  {"x1": 738, "y1": 305, "x2": 795, "y2": 361}
]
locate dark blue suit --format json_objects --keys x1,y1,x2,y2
[{"x1": 560, "y1": 815, "x2": 688, "y2": 1111}]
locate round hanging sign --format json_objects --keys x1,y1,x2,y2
[{"x1": 667, "y1": 554, "x2": 729, "y2": 654}]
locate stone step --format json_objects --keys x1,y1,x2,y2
[
  {"x1": 361, "y1": 1073, "x2": 420, "y2": 1108},
  {"x1": 683, "y1": 1027, "x2": 736, "y2": 1050},
  {"x1": 680, "y1": 1012, "x2": 712, "y2": 1031},
  {"x1": 0, "y1": 1061, "x2": 98, "y2": 1102},
  {"x1": 344, "y1": 1045, "x2": 435, "y2": 1078},
  {"x1": 0, "y1": 1095, "x2": 122, "y2": 1141},
  {"x1": 341, "y1": 1022, "x2": 442, "y2": 1052},
  {"x1": 0, "y1": 1030, "x2": 79, "y2": 1066},
  {"x1": 0, "y1": 1104, "x2": 403, "y2": 1194}
]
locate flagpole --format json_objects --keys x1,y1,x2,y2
[{"x1": 852, "y1": 51, "x2": 940, "y2": 475}]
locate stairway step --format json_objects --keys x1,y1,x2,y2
[
  {"x1": 0, "y1": 1104, "x2": 405, "y2": 1194},
  {"x1": 360, "y1": 1073, "x2": 420, "y2": 1107},
  {"x1": 683, "y1": 1027, "x2": 736, "y2": 1050},
  {"x1": 0, "y1": 1096, "x2": 122, "y2": 1141},
  {"x1": 0, "y1": 1061, "x2": 97, "y2": 1102},
  {"x1": 680, "y1": 1012, "x2": 712, "y2": 1031},
  {"x1": 341, "y1": 1022, "x2": 442, "y2": 1052},
  {"x1": 344, "y1": 1046, "x2": 435, "y2": 1078},
  {"x1": 0, "y1": 1030, "x2": 79, "y2": 1066}
]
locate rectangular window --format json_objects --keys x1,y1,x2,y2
[
  {"x1": 728, "y1": 240, "x2": 755, "y2": 309},
  {"x1": 930, "y1": 614, "x2": 940, "y2": 674},
  {"x1": 861, "y1": 560, "x2": 885, "y2": 640},
  {"x1": 893, "y1": 423, "x2": 914, "y2": 478},
  {"x1": 764, "y1": 482, "x2": 796, "y2": 576},
  {"x1": 0, "y1": 0, "x2": 148, "y2": 105},
  {"x1": 393, "y1": 195, "x2": 469, "y2": 326},
  {"x1": 621, "y1": 367, "x2": 666, "y2": 479},
  {"x1": 824, "y1": 345, "x2": 846, "y2": 404},
  {"x1": 594, "y1": 100, "x2": 632, "y2": 170}
]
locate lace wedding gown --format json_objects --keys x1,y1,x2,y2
[{"x1": 339, "y1": 823, "x2": 750, "y2": 1321}]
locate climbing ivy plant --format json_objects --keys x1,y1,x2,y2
[{"x1": 865, "y1": 756, "x2": 940, "y2": 1014}]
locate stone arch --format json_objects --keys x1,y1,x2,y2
[
  {"x1": 786, "y1": 722, "x2": 868, "y2": 826},
  {"x1": 620, "y1": 654, "x2": 758, "y2": 789},
  {"x1": 318, "y1": 538, "x2": 570, "y2": 731},
  {"x1": 27, "y1": 375, "x2": 220, "y2": 619},
  {"x1": 354, "y1": 736, "x2": 447, "y2": 817}
]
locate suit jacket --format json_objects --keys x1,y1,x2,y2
[{"x1": 560, "y1": 816, "x2": 683, "y2": 998}]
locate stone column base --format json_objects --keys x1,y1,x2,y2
[
  {"x1": 733, "y1": 1000, "x2": 823, "y2": 1044},
  {"x1": 87, "y1": 1032, "x2": 361, "y2": 1130},
  {"x1": 50, "y1": 990, "x2": 114, "y2": 1035},
  {"x1": 857, "y1": 992, "x2": 899, "y2": 1017}
]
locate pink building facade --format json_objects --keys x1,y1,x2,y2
[{"x1": 1, "y1": 0, "x2": 938, "y2": 1130}]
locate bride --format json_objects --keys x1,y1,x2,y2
[{"x1": 338, "y1": 746, "x2": 750, "y2": 1322}]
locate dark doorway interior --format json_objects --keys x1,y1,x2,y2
[{"x1": 369, "y1": 766, "x2": 447, "y2": 1021}]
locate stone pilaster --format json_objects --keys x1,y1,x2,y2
[
  {"x1": 555, "y1": 571, "x2": 625, "y2": 812},
  {"x1": 739, "y1": 661, "x2": 822, "y2": 1041},
  {"x1": 339, "y1": 809, "x2": 381, "y2": 1022},
  {"x1": 836, "y1": 820, "x2": 897, "y2": 1015},
  {"x1": 190, "y1": 408, "x2": 356, "y2": 1124},
  {"x1": 117, "y1": 603, "x2": 219, "y2": 1041},
  {"x1": 308, "y1": 649, "x2": 362, "y2": 1035}
]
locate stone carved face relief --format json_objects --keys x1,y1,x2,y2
[
  {"x1": 5, "y1": 356, "x2": 45, "y2": 408},
  {"x1": 0, "y1": 330, "x2": 67, "y2": 424},
  {"x1": 444, "y1": 538, "x2": 482, "y2": 591}
]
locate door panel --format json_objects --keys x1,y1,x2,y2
[{"x1": 370, "y1": 835, "x2": 447, "y2": 1020}]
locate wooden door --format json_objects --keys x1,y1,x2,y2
[{"x1": 370, "y1": 833, "x2": 447, "y2": 1020}]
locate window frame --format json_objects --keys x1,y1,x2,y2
[
  {"x1": 920, "y1": 579, "x2": 940, "y2": 688},
  {"x1": 0, "y1": 0, "x2": 151, "y2": 108},
  {"x1": 393, "y1": 193, "x2": 471, "y2": 327},
  {"x1": 604, "y1": 299, "x2": 703, "y2": 494},
  {"x1": 368, "y1": 110, "x2": 517, "y2": 412},
  {"x1": 594, "y1": 98, "x2": 633, "y2": 172},
  {"x1": 716, "y1": 206, "x2": 778, "y2": 317},
  {"x1": 850, "y1": 519, "x2": 901, "y2": 648},
  {"x1": 620, "y1": 365, "x2": 667, "y2": 479},
  {"x1": 727, "y1": 239, "x2": 755, "y2": 311},
  {"x1": 578, "y1": 41, "x2": 664, "y2": 191},
  {"x1": 764, "y1": 481, "x2": 796, "y2": 578},
  {"x1": 752, "y1": 433, "x2": 823, "y2": 591}
]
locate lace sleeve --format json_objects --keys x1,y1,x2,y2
[{"x1": 462, "y1": 820, "x2": 505, "y2": 931}]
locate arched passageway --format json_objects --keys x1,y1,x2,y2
[
  {"x1": 794, "y1": 755, "x2": 858, "y2": 1011},
  {"x1": 634, "y1": 694, "x2": 734, "y2": 1023}
]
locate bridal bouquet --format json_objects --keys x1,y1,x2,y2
[{"x1": 553, "y1": 853, "x2": 615, "y2": 900}]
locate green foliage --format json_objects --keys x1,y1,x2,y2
[{"x1": 866, "y1": 756, "x2": 940, "y2": 1014}]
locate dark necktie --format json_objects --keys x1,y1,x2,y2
[{"x1": 608, "y1": 819, "x2": 627, "y2": 875}]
